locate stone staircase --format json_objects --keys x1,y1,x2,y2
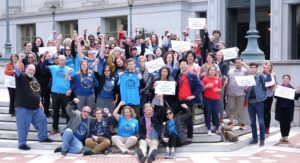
[{"x1": 0, "y1": 101, "x2": 280, "y2": 152}]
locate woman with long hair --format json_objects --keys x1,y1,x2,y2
[
  {"x1": 66, "y1": 60, "x2": 99, "y2": 111},
  {"x1": 4, "y1": 54, "x2": 25, "y2": 116},
  {"x1": 31, "y1": 37, "x2": 44, "y2": 57}
]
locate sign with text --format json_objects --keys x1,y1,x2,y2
[
  {"x1": 235, "y1": 75, "x2": 256, "y2": 87},
  {"x1": 220, "y1": 47, "x2": 239, "y2": 60},
  {"x1": 145, "y1": 57, "x2": 165, "y2": 73},
  {"x1": 39, "y1": 47, "x2": 57, "y2": 56},
  {"x1": 274, "y1": 85, "x2": 296, "y2": 100},
  {"x1": 171, "y1": 40, "x2": 191, "y2": 52},
  {"x1": 4, "y1": 75, "x2": 16, "y2": 88},
  {"x1": 155, "y1": 81, "x2": 176, "y2": 95},
  {"x1": 188, "y1": 18, "x2": 206, "y2": 29},
  {"x1": 265, "y1": 75, "x2": 277, "y2": 87}
]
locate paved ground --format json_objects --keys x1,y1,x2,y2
[{"x1": 0, "y1": 128, "x2": 299, "y2": 163}]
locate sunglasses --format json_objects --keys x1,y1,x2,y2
[
  {"x1": 104, "y1": 69, "x2": 110, "y2": 72},
  {"x1": 191, "y1": 47, "x2": 197, "y2": 49},
  {"x1": 83, "y1": 110, "x2": 91, "y2": 114},
  {"x1": 166, "y1": 112, "x2": 173, "y2": 115},
  {"x1": 105, "y1": 47, "x2": 110, "y2": 49}
]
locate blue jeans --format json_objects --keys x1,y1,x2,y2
[
  {"x1": 248, "y1": 101, "x2": 265, "y2": 141},
  {"x1": 62, "y1": 128, "x2": 83, "y2": 154},
  {"x1": 16, "y1": 107, "x2": 48, "y2": 147},
  {"x1": 203, "y1": 97, "x2": 220, "y2": 130}
]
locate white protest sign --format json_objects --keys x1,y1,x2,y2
[
  {"x1": 220, "y1": 47, "x2": 239, "y2": 60},
  {"x1": 265, "y1": 75, "x2": 276, "y2": 87},
  {"x1": 4, "y1": 75, "x2": 16, "y2": 88},
  {"x1": 188, "y1": 18, "x2": 206, "y2": 29},
  {"x1": 235, "y1": 75, "x2": 256, "y2": 87},
  {"x1": 145, "y1": 57, "x2": 165, "y2": 73},
  {"x1": 155, "y1": 81, "x2": 176, "y2": 95},
  {"x1": 274, "y1": 85, "x2": 296, "y2": 100},
  {"x1": 39, "y1": 47, "x2": 57, "y2": 56},
  {"x1": 171, "y1": 40, "x2": 191, "y2": 52}
]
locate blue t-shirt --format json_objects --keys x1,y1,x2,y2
[
  {"x1": 117, "y1": 115, "x2": 139, "y2": 137},
  {"x1": 49, "y1": 65, "x2": 72, "y2": 94},
  {"x1": 97, "y1": 57, "x2": 108, "y2": 76},
  {"x1": 74, "y1": 119, "x2": 88, "y2": 141},
  {"x1": 71, "y1": 72, "x2": 98, "y2": 96},
  {"x1": 167, "y1": 119, "x2": 177, "y2": 135},
  {"x1": 65, "y1": 54, "x2": 80, "y2": 73},
  {"x1": 98, "y1": 77, "x2": 115, "y2": 99},
  {"x1": 118, "y1": 72, "x2": 140, "y2": 105}
]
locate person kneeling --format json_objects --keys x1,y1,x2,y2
[
  {"x1": 54, "y1": 98, "x2": 92, "y2": 155},
  {"x1": 83, "y1": 108, "x2": 115, "y2": 155}
]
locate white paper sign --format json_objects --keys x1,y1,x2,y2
[
  {"x1": 220, "y1": 47, "x2": 239, "y2": 60},
  {"x1": 145, "y1": 57, "x2": 165, "y2": 73},
  {"x1": 265, "y1": 75, "x2": 276, "y2": 87},
  {"x1": 274, "y1": 85, "x2": 295, "y2": 100},
  {"x1": 38, "y1": 47, "x2": 57, "y2": 56},
  {"x1": 188, "y1": 18, "x2": 206, "y2": 29},
  {"x1": 235, "y1": 75, "x2": 256, "y2": 87},
  {"x1": 171, "y1": 40, "x2": 191, "y2": 52},
  {"x1": 4, "y1": 75, "x2": 16, "y2": 88},
  {"x1": 155, "y1": 81, "x2": 176, "y2": 95}
]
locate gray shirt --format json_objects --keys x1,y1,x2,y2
[{"x1": 226, "y1": 67, "x2": 248, "y2": 96}]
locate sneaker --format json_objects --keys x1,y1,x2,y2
[
  {"x1": 61, "y1": 151, "x2": 67, "y2": 156},
  {"x1": 164, "y1": 152, "x2": 170, "y2": 159},
  {"x1": 249, "y1": 139, "x2": 258, "y2": 145},
  {"x1": 265, "y1": 128, "x2": 270, "y2": 135},
  {"x1": 54, "y1": 147, "x2": 62, "y2": 153},
  {"x1": 103, "y1": 149, "x2": 109, "y2": 155},
  {"x1": 259, "y1": 141, "x2": 265, "y2": 147},
  {"x1": 83, "y1": 150, "x2": 94, "y2": 156},
  {"x1": 148, "y1": 149, "x2": 157, "y2": 163},
  {"x1": 50, "y1": 129, "x2": 59, "y2": 135},
  {"x1": 239, "y1": 124, "x2": 246, "y2": 130},
  {"x1": 18, "y1": 144, "x2": 31, "y2": 150},
  {"x1": 124, "y1": 150, "x2": 135, "y2": 155},
  {"x1": 169, "y1": 152, "x2": 175, "y2": 159},
  {"x1": 40, "y1": 138, "x2": 53, "y2": 143},
  {"x1": 208, "y1": 130, "x2": 213, "y2": 136},
  {"x1": 136, "y1": 148, "x2": 146, "y2": 163},
  {"x1": 283, "y1": 137, "x2": 289, "y2": 142},
  {"x1": 279, "y1": 137, "x2": 285, "y2": 142}
]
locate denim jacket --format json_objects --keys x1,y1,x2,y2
[{"x1": 245, "y1": 73, "x2": 272, "y2": 102}]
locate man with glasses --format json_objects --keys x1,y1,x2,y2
[{"x1": 54, "y1": 98, "x2": 92, "y2": 155}]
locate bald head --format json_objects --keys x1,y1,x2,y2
[{"x1": 58, "y1": 55, "x2": 66, "y2": 67}]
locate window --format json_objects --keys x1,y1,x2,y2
[
  {"x1": 292, "y1": 5, "x2": 300, "y2": 59},
  {"x1": 105, "y1": 16, "x2": 128, "y2": 38},
  {"x1": 20, "y1": 24, "x2": 36, "y2": 45},
  {"x1": 60, "y1": 21, "x2": 78, "y2": 39}
]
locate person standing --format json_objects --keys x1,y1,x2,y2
[
  {"x1": 42, "y1": 54, "x2": 73, "y2": 134},
  {"x1": 14, "y1": 55, "x2": 53, "y2": 150},
  {"x1": 245, "y1": 62, "x2": 271, "y2": 146},
  {"x1": 226, "y1": 58, "x2": 249, "y2": 129},
  {"x1": 4, "y1": 54, "x2": 24, "y2": 116},
  {"x1": 275, "y1": 74, "x2": 300, "y2": 142}
]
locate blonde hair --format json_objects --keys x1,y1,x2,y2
[{"x1": 121, "y1": 106, "x2": 136, "y2": 118}]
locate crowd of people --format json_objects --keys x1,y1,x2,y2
[{"x1": 4, "y1": 25, "x2": 300, "y2": 162}]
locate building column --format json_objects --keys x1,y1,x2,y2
[
  {"x1": 270, "y1": 0, "x2": 283, "y2": 60},
  {"x1": 207, "y1": 0, "x2": 226, "y2": 41}
]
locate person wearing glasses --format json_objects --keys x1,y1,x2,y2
[
  {"x1": 54, "y1": 98, "x2": 92, "y2": 155},
  {"x1": 162, "y1": 103, "x2": 191, "y2": 159}
]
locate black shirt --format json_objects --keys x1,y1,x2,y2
[{"x1": 15, "y1": 73, "x2": 41, "y2": 110}]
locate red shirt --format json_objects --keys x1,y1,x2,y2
[
  {"x1": 178, "y1": 74, "x2": 192, "y2": 100},
  {"x1": 202, "y1": 76, "x2": 222, "y2": 100}
]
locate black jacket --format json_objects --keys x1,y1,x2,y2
[
  {"x1": 88, "y1": 116, "x2": 116, "y2": 139},
  {"x1": 139, "y1": 112, "x2": 162, "y2": 140}
]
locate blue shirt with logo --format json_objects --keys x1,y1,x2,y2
[
  {"x1": 167, "y1": 119, "x2": 177, "y2": 135},
  {"x1": 74, "y1": 119, "x2": 88, "y2": 141},
  {"x1": 98, "y1": 77, "x2": 115, "y2": 99},
  {"x1": 84, "y1": 56, "x2": 96, "y2": 70},
  {"x1": 117, "y1": 115, "x2": 139, "y2": 137},
  {"x1": 49, "y1": 65, "x2": 72, "y2": 94},
  {"x1": 66, "y1": 54, "x2": 81, "y2": 73},
  {"x1": 118, "y1": 72, "x2": 140, "y2": 105},
  {"x1": 71, "y1": 72, "x2": 98, "y2": 96}
]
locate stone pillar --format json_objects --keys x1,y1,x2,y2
[
  {"x1": 270, "y1": 0, "x2": 282, "y2": 60},
  {"x1": 207, "y1": 0, "x2": 226, "y2": 40}
]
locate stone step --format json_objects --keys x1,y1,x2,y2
[
  {"x1": 0, "y1": 113, "x2": 67, "y2": 124},
  {"x1": 0, "y1": 127, "x2": 280, "y2": 152},
  {"x1": 0, "y1": 122, "x2": 66, "y2": 132},
  {"x1": 193, "y1": 114, "x2": 205, "y2": 125},
  {"x1": 0, "y1": 130, "x2": 62, "y2": 142},
  {"x1": 0, "y1": 101, "x2": 9, "y2": 107}
]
